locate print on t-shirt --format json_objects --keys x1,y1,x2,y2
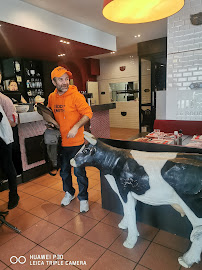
[{"x1": 54, "y1": 104, "x2": 65, "y2": 113}]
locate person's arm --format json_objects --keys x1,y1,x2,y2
[
  {"x1": 0, "y1": 94, "x2": 18, "y2": 126},
  {"x1": 67, "y1": 115, "x2": 90, "y2": 138},
  {"x1": 8, "y1": 119, "x2": 16, "y2": 127},
  {"x1": 67, "y1": 92, "x2": 92, "y2": 138}
]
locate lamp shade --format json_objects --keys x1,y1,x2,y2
[{"x1": 103, "y1": 0, "x2": 184, "y2": 24}]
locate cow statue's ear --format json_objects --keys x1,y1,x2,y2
[{"x1": 84, "y1": 131, "x2": 97, "y2": 145}]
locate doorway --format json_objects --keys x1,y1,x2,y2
[{"x1": 139, "y1": 53, "x2": 166, "y2": 132}]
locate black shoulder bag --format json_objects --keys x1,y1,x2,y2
[{"x1": 43, "y1": 128, "x2": 62, "y2": 176}]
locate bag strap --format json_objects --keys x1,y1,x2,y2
[{"x1": 40, "y1": 137, "x2": 61, "y2": 176}]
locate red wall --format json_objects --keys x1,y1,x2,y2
[{"x1": 58, "y1": 58, "x2": 100, "y2": 92}]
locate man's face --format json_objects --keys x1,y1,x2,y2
[{"x1": 52, "y1": 73, "x2": 69, "y2": 94}]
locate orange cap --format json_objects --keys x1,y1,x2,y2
[{"x1": 51, "y1": 66, "x2": 72, "y2": 80}]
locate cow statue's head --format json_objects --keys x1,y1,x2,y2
[{"x1": 70, "y1": 131, "x2": 98, "y2": 168}]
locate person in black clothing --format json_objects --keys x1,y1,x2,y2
[
  {"x1": 0, "y1": 103, "x2": 19, "y2": 209},
  {"x1": 0, "y1": 71, "x2": 4, "y2": 92},
  {"x1": 6, "y1": 80, "x2": 23, "y2": 175},
  {"x1": 0, "y1": 140, "x2": 19, "y2": 209}
]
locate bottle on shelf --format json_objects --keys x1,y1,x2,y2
[
  {"x1": 15, "y1": 61, "x2": 21, "y2": 72},
  {"x1": 174, "y1": 131, "x2": 178, "y2": 145},
  {"x1": 178, "y1": 129, "x2": 183, "y2": 145},
  {"x1": 26, "y1": 80, "x2": 30, "y2": 88}
]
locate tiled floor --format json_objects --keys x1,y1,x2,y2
[{"x1": 0, "y1": 128, "x2": 201, "y2": 270}]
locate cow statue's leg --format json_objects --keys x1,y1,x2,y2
[
  {"x1": 104, "y1": 174, "x2": 139, "y2": 248},
  {"x1": 104, "y1": 174, "x2": 127, "y2": 228},
  {"x1": 178, "y1": 226, "x2": 202, "y2": 268},
  {"x1": 123, "y1": 192, "x2": 139, "y2": 248},
  {"x1": 117, "y1": 194, "x2": 139, "y2": 248},
  {"x1": 172, "y1": 196, "x2": 202, "y2": 268},
  {"x1": 118, "y1": 216, "x2": 128, "y2": 230},
  {"x1": 104, "y1": 175, "x2": 127, "y2": 229}
]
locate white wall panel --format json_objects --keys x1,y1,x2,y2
[{"x1": 0, "y1": 0, "x2": 116, "y2": 50}]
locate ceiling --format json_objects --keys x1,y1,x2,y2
[
  {"x1": 0, "y1": 21, "x2": 111, "y2": 62},
  {"x1": 0, "y1": 0, "x2": 167, "y2": 62}
]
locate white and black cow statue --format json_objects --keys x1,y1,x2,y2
[{"x1": 70, "y1": 132, "x2": 202, "y2": 269}]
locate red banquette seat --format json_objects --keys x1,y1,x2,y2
[{"x1": 153, "y1": 120, "x2": 202, "y2": 136}]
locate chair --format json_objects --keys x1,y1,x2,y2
[{"x1": 141, "y1": 109, "x2": 153, "y2": 132}]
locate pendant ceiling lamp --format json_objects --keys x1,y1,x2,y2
[{"x1": 103, "y1": 0, "x2": 184, "y2": 24}]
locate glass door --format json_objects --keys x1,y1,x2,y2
[
  {"x1": 139, "y1": 58, "x2": 155, "y2": 132},
  {"x1": 139, "y1": 53, "x2": 166, "y2": 132}
]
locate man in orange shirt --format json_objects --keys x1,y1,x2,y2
[{"x1": 48, "y1": 66, "x2": 93, "y2": 212}]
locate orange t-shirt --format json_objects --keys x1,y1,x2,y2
[{"x1": 48, "y1": 86, "x2": 93, "y2": 147}]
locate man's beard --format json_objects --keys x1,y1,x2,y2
[{"x1": 58, "y1": 85, "x2": 69, "y2": 92}]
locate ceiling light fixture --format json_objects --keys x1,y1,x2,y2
[
  {"x1": 59, "y1": 40, "x2": 70, "y2": 44},
  {"x1": 103, "y1": 0, "x2": 184, "y2": 24}
]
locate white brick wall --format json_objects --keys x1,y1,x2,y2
[
  {"x1": 166, "y1": 0, "x2": 202, "y2": 120},
  {"x1": 98, "y1": 51, "x2": 139, "y2": 128}
]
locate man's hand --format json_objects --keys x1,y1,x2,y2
[
  {"x1": 67, "y1": 115, "x2": 90, "y2": 139},
  {"x1": 67, "y1": 125, "x2": 79, "y2": 138}
]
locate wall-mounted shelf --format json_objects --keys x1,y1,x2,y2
[{"x1": 1, "y1": 58, "x2": 44, "y2": 104}]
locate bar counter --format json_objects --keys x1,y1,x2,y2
[
  {"x1": 90, "y1": 103, "x2": 116, "y2": 139},
  {"x1": 91, "y1": 103, "x2": 116, "y2": 112}
]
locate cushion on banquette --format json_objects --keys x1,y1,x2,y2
[{"x1": 153, "y1": 120, "x2": 202, "y2": 136}]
